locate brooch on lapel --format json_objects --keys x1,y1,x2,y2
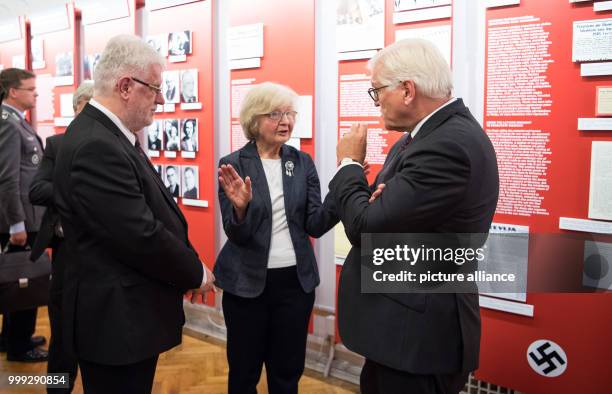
[{"x1": 285, "y1": 161, "x2": 294, "y2": 177}]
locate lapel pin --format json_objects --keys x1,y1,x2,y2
[{"x1": 285, "y1": 160, "x2": 294, "y2": 177}]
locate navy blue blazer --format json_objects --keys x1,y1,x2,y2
[{"x1": 214, "y1": 141, "x2": 338, "y2": 298}]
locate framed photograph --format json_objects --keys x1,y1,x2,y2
[
  {"x1": 147, "y1": 120, "x2": 164, "y2": 151},
  {"x1": 146, "y1": 34, "x2": 169, "y2": 57},
  {"x1": 83, "y1": 53, "x2": 101, "y2": 81},
  {"x1": 163, "y1": 119, "x2": 180, "y2": 151},
  {"x1": 181, "y1": 165, "x2": 199, "y2": 199},
  {"x1": 153, "y1": 164, "x2": 163, "y2": 176},
  {"x1": 31, "y1": 38, "x2": 45, "y2": 69},
  {"x1": 180, "y1": 69, "x2": 198, "y2": 103},
  {"x1": 168, "y1": 30, "x2": 192, "y2": 56},
  {"x1": 162, "y1": 70, "x2": 180, "y2": 104},
  {"x1": 164, "y1": 165, "x2": 181, "y2": 198},
  {"x1": 180, "y1": 118, "x2": 198, "y2": 152},
  {"x1": 55, "y1": 52, "x2": 73, "y2": 77}
]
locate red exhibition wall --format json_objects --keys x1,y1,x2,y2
[
  {"x1": 146, "y1": 0, "x2": 216, "y2": 306},
  {"x1": 30, "y1": 3, "x2": 79, "y2": 141},
  {"x1": 0, "y1": 17, "x2": 29, "y2": 70},
  {"x1": 229, "y1": 0, "x2": 316, "y2": 158},
  {"x1": 478, "y1": 1, "x2": 612, "y2": 392}
]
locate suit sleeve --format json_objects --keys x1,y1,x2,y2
[
  {"x1": 69, "y1": 138, "x2": 203, "y2": 291},
  {"x1": 0, "y1": 120, "x2": 25, "y2": 225},
  {"x1": 329, "y1": 140, "x2": 471, "y2": 246},
  {"x1": 218, "y1": 156, "x2": 265, "y2": 246},
  {"x1": 29, "y1": 137, "x2": 56, "y2": 207},
  {"x1": 303, "y1": 153, "x2": 339, "y2": 238}
]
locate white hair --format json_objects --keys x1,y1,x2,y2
[
  {"x1": 368, "y1": 38, "x2": 452, "y2": 99},
  {"x1": 239, "y1": 82, "x2": 298, "y2": 140},
  {"x1": 72, "y1": 81, "x2": 94, "y2": 111},
  {"x1": 94, "y1": 35, "x2": 165, "y2": 96}
]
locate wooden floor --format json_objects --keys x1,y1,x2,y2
[{"x1": 0, "y1": 308, "x2": 359, "y2": 393}]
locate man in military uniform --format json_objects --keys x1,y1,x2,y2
[{"x1": 0, "y1": 68, "x2": 48, "y2": 362}]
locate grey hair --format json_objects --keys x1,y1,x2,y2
[
  {"x1": 93, "y1": 34, "x2": 165, "y2": 97},
  {"x1": 239, "y1": 82, "x2": 298, "y2": 140},
  {"x1": 72, "y1": 81, "x2": 94, "y2": 111},
  {"x1": 368, "y1": 38, "x2": 452, "y2": 99}
]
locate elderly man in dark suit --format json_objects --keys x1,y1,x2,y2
[
  {"x1": 330, "y1": 39, "x2": 499, "y2": 394},
  {"x1": 53, "y1": 34, "x2": 214, "y2": 393},
  {"x1": 0, "y1": 68, "x2": 48, "y2": 363}
]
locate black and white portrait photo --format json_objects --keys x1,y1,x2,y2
[
  {"x1": 180, "y1": 69, "x2": 198, "y2": 103},
  {"x1": 164, "y1": 165, "x2": 181, "y2": 198},
  {"x1": 146, "y1": 34, "x2": 168, "y2": 57},
  {"x1": 162, "y1": 70, "x2": 180, "y2": 104},
  {"x1": 147, "y1": 120, "x2": 164, "y2": 151},
  {"x1": 164, "y1": 119, "x2": 180, "y2": 151},
  {"x1": 168, "y1": 30, "x2": 192, "y2": 56},
  {"x1": 55, "y1": 52, "x2": 73, "y2": 77},
  {"x1": 83, "y1": 53, "x2": 101, "y2": 81},
  {"x1": 180, "y1": 118, "x2": 198, "y2": 152},
  {"x1": 181, "y1": 166, "x2": 199, "y2": 199},
  {"x1": 153, "y1": 164, "x2": 163, "y2": 177},
  {"x1": 31, "y1": 38, "x2": 44, "y2": 69}
]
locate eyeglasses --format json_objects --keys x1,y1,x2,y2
[
  {"x1": 131, "y1": 77, "x2": 162, "y2": 94},
  {"x1": 14, "y1": 87, "x2": 37, "y2": 92},
  {"x1": 262, "y1": 111, "x2": 298, "y2": 121},
  {"x1": 367, "y1": 85, "x2": 389, "y2": 102}
]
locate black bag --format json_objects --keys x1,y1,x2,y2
[{"x1": 0, "y1": 245, "x2": 51, "y2": 313}]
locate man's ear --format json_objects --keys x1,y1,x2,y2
[
  {"x1": 117, "y1": 77, "x2": 131, "y2": 98},
  {"x1": 402, "y1": 80, "x2": 416, "y2": 104}
]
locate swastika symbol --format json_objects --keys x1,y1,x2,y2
[{"x1": 526, "y1": 339, "x2": 567, "y2": 377}]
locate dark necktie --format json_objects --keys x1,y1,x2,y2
[{"x1": 374, "y1": 132, "x2": 413, "y2": 187}]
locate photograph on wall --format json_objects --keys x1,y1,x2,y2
[
  {"x1": 55, "y1": 52, "x2": 73, "y2": 77},
  {"x1": 153, "y1": 164, "x2": 163, "y2": 177},
  {"x1": 31, "y1": 38, "x2": 45, "y2": 69},
  {"x1": 83, "y1": 53, "x2": 101, "y2": 81},
  {"x1": 147, "y1": 120, "x2": 164, "y2": 151},
  {"x1": 163, "y1": 118, "x2": 180, "y2": 151},
  {"x1": 180, "y1": 118, "x2": 198, "y2": 152},
  {"x1": 180, "y1": 69, "x2": 198, "y2": 103},
  {"x1": 168, "y1": 30, "x2": 192, "y2": 56},
  {"x1": 181, "y1": 165, "x2": 199, "y2": 199},
  {"x1": 336, "y1": 0, "x2": 384, "y2": 53},
  {"x1": 162, "y1": 70, "x2": 180, "y2": 104},
  {"x1": 147, "y1": 34, "x2": 169, "y2": 57},
  {"x1": 164, "y1": 164, "x2": 181, "y2": 198}
]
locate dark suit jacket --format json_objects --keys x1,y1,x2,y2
[
  {"x1": 214, "y1": 141, "x2": 338, "y2": 297},
  {"x1": 53, "y1": 103, "x2": 204, "y2": 366},
  {"x1": 29, "y1": 133, "x2": 63, "y2": 261},
  {"x1": 329, "y1": 99, "x2": 499, "y2": 374}
]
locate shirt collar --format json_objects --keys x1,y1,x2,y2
[
  {"x1": 3, "y1": 103, "x2": 25, "y2": 120},
  {"x1": 89, "y1": 98, "x2": 136, "y2": 146},
  {"x1": 410, "y1": 97, "x2": 457, "y2": 139}
]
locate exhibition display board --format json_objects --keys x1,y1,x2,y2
[
  {"x1": 228, "y1": 0, "x2": 316, "y2": 158},
  {"x1": 477, "y1": 1, "x2": 612, "y2": 392},
  {"x1": 0, "y1": 17, "x2": 29, "y2": 71},
  {"x1": 146, "y1": 0, "x2": 216, "y2": 306},
  {"x1": 29, "y1": 3, "x2": 79, "y2": 143}
]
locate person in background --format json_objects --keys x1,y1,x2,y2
[
  {"x1": 29, "y1": 81, "x2": 94, "y2": 393},
  {"x1": 52, "y1": 35, "x2": 213, "y2": 393},
  {"x1": 215, "y1": 82, "x2": 339, "y2": 394},
  {"x1": 0, "y1": 68, "x2": 48, "y2": 363},
  {"x1": 180, "y1": 118, "x2": 197, "y2": 152},
  {"x1": 165, "y1": 165, "x2": 180, "y2": 197},
  {"x1": 182, "y1": 167, "x2": 198, "y2": 199}
]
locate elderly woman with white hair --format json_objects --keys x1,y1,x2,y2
[{"x1": 215, "y1": 82, "x2": 339, "y2": 394}]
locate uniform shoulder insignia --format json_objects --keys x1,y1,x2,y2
[{"x1": 1, "y1": 111, "x2": 8, "y2": 120}]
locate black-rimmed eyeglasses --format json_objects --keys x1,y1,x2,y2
[
  {"x1": 262, "y1": 111, "x2": 298, "y2": 121},
  {"x1": 131, "y1": 77, "x2": 162, "y2": 94},
  {"x1": 367, "y1": 85, "x2": 389, "y2": 102}
]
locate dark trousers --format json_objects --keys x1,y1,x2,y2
[
  {"x1": 360, "y1": 359, "x2": 470, "y2": 394},
  {"x1": 47, "y1": 240, "x2": 78, "y2": 393},
  {"x1": 222, "y1": 266, "x2": 315, "y2": 394},
  {"x1": 0, "y1": 233, "x2": 39, "y2": 357},
  {"x1": 79, "y1": 355, "x2": 158, "y2": 394}
]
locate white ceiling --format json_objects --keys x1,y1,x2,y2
[{"x1": 0, "y1": 0, "x2": 69, "y2": 22}]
